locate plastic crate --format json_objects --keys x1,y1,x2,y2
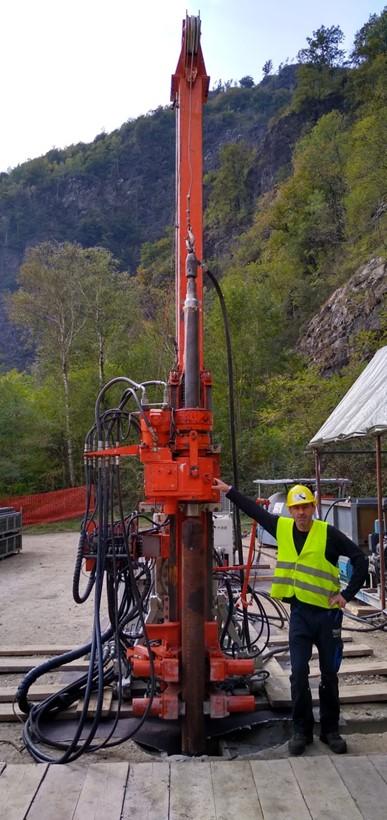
[
  {"x1": 0, "y1": 512, "x2": 22, "y2": 534},
  {"x1": 0, "y1": 532, "x2": 22, "y2": 558}
]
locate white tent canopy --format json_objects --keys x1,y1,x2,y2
[{"x1": 309, "y1": 346, "x2": 387, "y2": 448}]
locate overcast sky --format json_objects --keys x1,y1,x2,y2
[{"x1": 1, "y1": 0, "x2": 385, "y2": 173}]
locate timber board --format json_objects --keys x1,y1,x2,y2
[
  {"x1": 1, "y1": 757, "x2": 387, "y2": 818},
  {"x1": 0, "y1": 658, "x2": 90, "y2": 673}
]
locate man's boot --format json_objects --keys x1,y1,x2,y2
[
  {"x1": 288, "y1": 732, "x2": 313, "y2": 756},
  {"x1": 320, "y1": 731, "x2": 347, "y2": 754}
]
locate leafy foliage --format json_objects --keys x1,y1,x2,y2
[
  {"x1": 297, "y1": 25, "x2": 346, "y2": 67},
  {"x1": 205, "y1": 143, "x2": 257, "y2": 239},
  {"x1": 351, "y1": 7, "x2": 387, "y2": 63}
]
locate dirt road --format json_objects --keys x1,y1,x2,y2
[{"x1": 0, "y1": 533, "x2": 99, "y2": 645}]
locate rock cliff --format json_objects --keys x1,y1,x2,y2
[{"x1": 299, "y1": 257, "x2": 387, "y2": 374}]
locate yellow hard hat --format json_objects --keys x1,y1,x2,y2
[{"x1": 286, "y1": 484, "x2": 315, "y2": 507}]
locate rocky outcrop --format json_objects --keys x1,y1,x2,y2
[{"x1": 299, "y1": 257, "x2": 387, "y2": 374}]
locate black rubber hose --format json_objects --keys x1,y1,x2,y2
[
  {"x1": 16, "y1": 628, "x2": 113, "y2": 715},
  {"x1": 72, "y1": 528, "x2": 96, "y2": 604},
  {"x1": 204, "y1": 267, "x2": 251, "y2": 649},
  {"x1": 73, "y1": 456, "x2": 96, "y2": 603},
  {"x1": 22, "y1": 471, "x2": 110, "y2": 763},
  {"x1": 219, "y1": 576, "x2": 235, "y2": 650}
]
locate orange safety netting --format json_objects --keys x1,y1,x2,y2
[{"x1": 0, "y1": 486, "x2": 88, "y2": 525}]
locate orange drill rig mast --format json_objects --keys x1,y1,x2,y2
[
  {"x1": 171, "y1": 14, "x2": 208, "y2": 383},
  {"x1": 128, "y1": 15, "x2": 255, "y2": 754},
  {"x1": 128, "y1": 15, "x2": 224, "y2": 753},
  {"x1": 171, "y1": 13, "x2": 212, "y2": 753}
]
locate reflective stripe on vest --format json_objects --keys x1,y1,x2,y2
[{"x1": 270, "y1": 517, "x2": 340, "y2": 608}]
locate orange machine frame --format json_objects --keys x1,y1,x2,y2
[{"x1": 85, "y1": 15, "x2": 255, "y2": 755}]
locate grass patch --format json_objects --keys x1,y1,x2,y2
[{"x1": 24, "y1": 518, "x2": 82, "y2": 534}]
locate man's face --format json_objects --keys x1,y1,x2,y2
[{"x1": 289, "y1": 502, "x2": 315, "y2": 531}]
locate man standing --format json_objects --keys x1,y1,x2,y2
[{"x1": 212, "y1": 479, "x2": 369, "y2": 755}]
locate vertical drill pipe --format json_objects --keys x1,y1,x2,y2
[
  {"x1": 314, "y1": 448, "x2": 322, "y2": 519},
  {"x1": 376, "y1": 434, "x2": 386, "y2": 610},
  {"x1": 184, "y1": 253, "x2": 200, "y2": 407},
  {"x1": 168, "y1": 516, "x2": 178, "y2": 621},
  {"x1": 181, "y1": 513, "x2": 207, "y2": 754}
]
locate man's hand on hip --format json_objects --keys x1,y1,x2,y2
[{"x1": 329, "y1": 592, "x2": 347, "y2": 609}]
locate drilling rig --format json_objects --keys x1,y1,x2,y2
[{"x1": 18, "y1": 14, "x2": 269, "y2": 762}]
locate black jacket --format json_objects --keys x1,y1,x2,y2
[{"x1": 227, "y1": 486, "x2": 369, "y2": 602}]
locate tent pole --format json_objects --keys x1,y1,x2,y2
[
  {"x1": 314, "y1": 448, "x2": 322, "y2": 519},
  {"x1": 375, "y1": 434, "x2": 385, "y2": 610}
]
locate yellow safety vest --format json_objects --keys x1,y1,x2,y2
[{"x1": 270, "y1": 517, "x2": 340, "y2": 608}]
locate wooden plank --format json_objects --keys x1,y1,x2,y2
[
  {"x1": 290, "y1": 757, "x2": 363, "y2": 820},
  {"x1": 0, "y1": 703, "x2": 26, "y2": 722},
  {"x1": 73, "y1": 762, "x2": 129, "y2": 820},
  {"x1": 0, "y1": 645, "x2": 74, "y2": 657},
  {"x1": 26, "y1": 762, "x2": 87, "y2": 820},
  {"x1": 332, "y1": 755, "x2": 387, "y2": 820},
  {"x1": 280, "y1": 644, "x2": 373, "y2": 662},
  {"x1": 347, "y1": 602, "x2": 379, "y2": 616},
  {"x1": 336, "y1": 643, "x2": 373, "y2": 658},
  {"x1": 211, "y1": 761, "x2": 263, "y2": 820},
  {"x1": 268, "y1": 633, "x2": 353, "y2": 647},
  {"x1": 309, "y1": 660, "x2": 387, "y2": 678},
  {"x1": 0, "y1": 763, "x2": 48, "y2": 820},
  {"x1": 265, "y1": 657, "x2": 285, "y2": 676},
  {"x1": 265, "y1": 680, "x2": 291, "y2": 707},
  {"x1": 121, "y1": 762, "x2": 170, "y2": 820},
  {"x1": 0, "y1": 658, "x2": 89, "y2": 673},
  {"x1": 267, "y1": 635, "x2": 290, "y2": 646},
  {"x1": 370, "y1": 755, "x2": 387, "y2": 784},
  {"x1": 251, "y1": 759, "x2": 311, "y2": 819},
  {"x1": 0, "y1": 698, "x2": 135, "y2": 722},
  {"x1": 0, "y1": 684, "x2": 75, "y2": 702},
  {"x1": 170, "y1": 762, "x2": 216, "y2": 820},
  {"x1": 264, "y1": 659, "x2": 292, "y2": 707},
  {"x1": 0, "y1": 702, "x2": 79, "y2": 722},
  {"x1": 271, "y1": 658, "x2": 386, "y2": 679},
  {"x1": 266, "y1": 678, "x2": 387, "y2": 708},
  {"x1": 76, "y1": 688, "x2": 112, "y2": 718}
]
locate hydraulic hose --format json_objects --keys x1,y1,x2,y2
[
  {"x1": 204, "y1": 266, "x2": 251, "y2": 649},
  {"x1": 16, "y1": 629, "x2": 113, "y2": 715}
]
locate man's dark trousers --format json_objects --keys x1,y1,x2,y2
[{"x1": 289, "y1": 600, "x2": 343, "y2": 737}]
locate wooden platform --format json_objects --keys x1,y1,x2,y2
[{"x1": 2, "y1": 756, "x2": 387, "y2": 819}]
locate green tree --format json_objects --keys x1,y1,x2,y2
[
  {"x1": 345, "y1": 109, "x2": 387, "y2": 250},
  {"x1": 80, "y1": 247, "x2": 133, "y2": 386},
  {"x1": 205, "y1": 143, "x2": 256, "y2": 237},
  {"x1": 351, "y1": 7, "x2": 387, "y2": 63},
  {"x1": 292, "y1": 25, "x2": 347, "y2": 111},
  {"x1": 0, "y1": 371, "x2": 50, "y2": 494},
  {"x1": 9, "y1": 242, "x2": 90, "y2": 486},
  {"x1": 297, "y1": 25, "x2": 346, "y2": 67},
  {"x1": 239, "y1": 76, "x2": 254, "y2": 88},
  {"x1": 262, "y1": 60, "x2": 273, "y2": 77},
  {"x1": 251, "y1": 111, "x2": 348, "y2": 319}
]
